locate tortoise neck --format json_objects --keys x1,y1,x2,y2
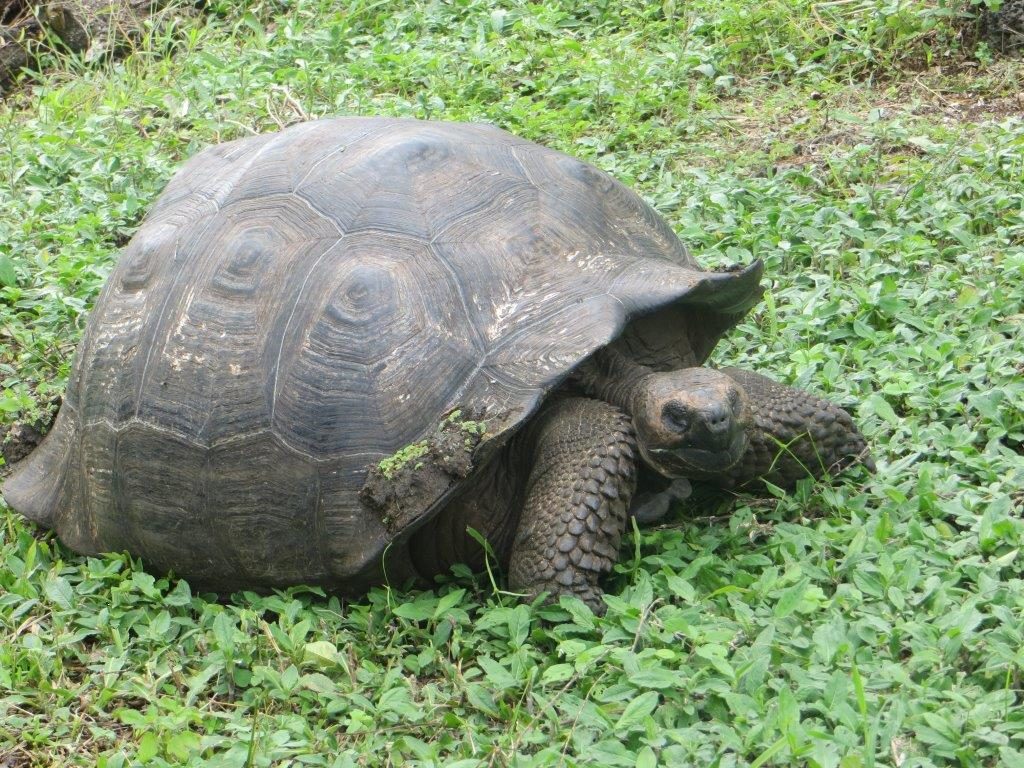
[{"x1": 574, "y1": 346, "x2": 654, "y2": 413}]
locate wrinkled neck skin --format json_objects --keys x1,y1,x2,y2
[{"x1": 573, "y1": 346, "x2": 655, "y2": 413}]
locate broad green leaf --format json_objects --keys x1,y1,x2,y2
[
  {"x1": 478, "y1": 656, "x2": 516, "y2": 690},
  {"x1": 541, "y1": 663, "x2": 574, "y2": 685},
  {"x1": 393, "y1": 596, "x2": 438, "y2": 621},
  {"x1": 629, "y1": 667, "x2": 680, "y2": 689},
  {"x1": 433, "y1": 588, "x2": 466, "y2": 618},
  {"x1": 615, "y1": 690, "x2": 659, "y2": 732},
  {"x1": 44, "y1": 575, "x2": 74, "y2": 610},
  {"x1": 166, "y1": 731, "x2": 200, "y2": 762},
  {"x1": 636, "y1": 746, "x2": 657, "y2": 768},
  {"x1": 136, "y1": 732, "x2": 159, "y2": 763},
  {"x1": 303, "y1": 640, "x2": 340, "y2": 667},
  {"x1": 774, "y1": 577, "x2": 810, "y2": 618},
  {"x1": 279, "y1": 664, "x2": 299, "y2": 691},
  {"x1": 186, "y1": 661, "x2": 222, "y2": 705},
  {"x1": 300, "y1": 672, "x2": 336, "y2": 694},
  {"x1": 506, "y1": 604, "x2": 530, "y2": 648},
  {"x1": 0, "y1": 255, "x2": 16, "y2": 287}
]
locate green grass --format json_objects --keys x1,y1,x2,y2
[{"x1": 2, "y1": 0, "x2": 1024, "y2": 765}]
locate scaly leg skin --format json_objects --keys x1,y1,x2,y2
[
  {"x1": 720, "y1": 367, "x2": 874, "y2": 490},
  {"x1": 507, "y1": 398, "x2": 638, "y2": 615}
]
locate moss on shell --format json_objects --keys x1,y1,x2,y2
[
  {"x1": 374, "y1": 409, "x2": 488, "y2": 481},
  {"x1": 376, "y1": 441, "x2": 430, "y2": 480}
]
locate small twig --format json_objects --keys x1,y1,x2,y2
[
  {"x1": 272, "y1": 84, "x2": 310, "y2": 122},
  {"x1": 13, "y1": 614, "x2": 44, "y2": 638},
  {"x1": 810, "y1": 4, "x2": 839, "y2": 35},
  {"x1": 264, "y1": 93, "x2": 286, "y2": 130},
  {"x1": 222, "y1": 118, "x2": 260, "y2": 136},
  {"x1": 258, "y1": 619, "x2": 283, "y2": 657},
  {"x1": 812, "y1": 0, "x2": 867, "y2": 7},
  {"x1": 630, "y1": 598, "x2": 662, "y2": 652},
  {"x1": 911, "y1": 74, "x2": 955, "y2": 110}
]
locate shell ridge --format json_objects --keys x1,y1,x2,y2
[
  {"x1": 426, "y1": 242, "x2": 488, "y2": 355},
  {"x1": 290, "y1": 192, "x2": 345, "y2": 236},
  {"x1": 133, "y1": 236, "x2": 190, "y2": 418},
  {"x1": 292, "y1": 127, "x2": 375, "y2": 193},
  {"x1": 508, "y1": 145, "x2": 539, "y2": 188},
  {"x1": 268, "y1": 238, "x2": 346, "y2": 422},
  {"x1": 426, "y1": 171, "x2": 536, "y2": 244},
  {"x1": 84, "y1": 416, "x2": 202, "y2": 447},
  {"x1": 132, "y1": 129, "x2": 291, "y2": 418}
]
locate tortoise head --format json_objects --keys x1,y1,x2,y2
[{"x1": 631, "y1": 368, "x2": 749, "y2": 478}]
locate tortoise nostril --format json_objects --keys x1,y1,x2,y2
[{"x1": 703, "y1": 403, "x2": 732, "y2": 434}]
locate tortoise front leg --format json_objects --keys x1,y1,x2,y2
[
  {"x1": 718, "y1": 367, "x2": 874, "y2": 490},
  {"x1": 507, "y1": 398, "x2": 638, "y2": 614}
]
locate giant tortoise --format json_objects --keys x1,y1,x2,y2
[{"x1": 3, "y1": 118, "x2": 871, "y2": 611}]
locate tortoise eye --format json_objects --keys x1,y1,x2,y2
[
  {"x1": 662, "y1": 402, "x2": 693, "y2": 434},
  {"x1": 728, "y1": 388, "x2": 742, "y2": 412}
]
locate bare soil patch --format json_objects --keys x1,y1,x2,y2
[
  {"x1": 695, "y1": 61, "x2": 1024, "y2": 174},
  {"x1": 0, "y1": 0, "x2": 182, "y2": 92}
]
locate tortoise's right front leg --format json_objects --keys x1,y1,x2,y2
[{"x1": 507, "y1": 398, "x2": 638, "y2": 614}]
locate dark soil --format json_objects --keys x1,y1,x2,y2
[
  {"x1": 0, "y1": 0, "x2": 181, "y2": 92},
  {"x1": 0, "y1": 401, "x2": 57, "y2": 471},
  {"x1": 0, "y1": 749, "x2": 32, "y2": 768},
  {"x1": 0, "y1": 0, "x2": 30, "y2": 27}
]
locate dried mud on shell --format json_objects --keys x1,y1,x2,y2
[{"x1": 359, "y1": 410, "x2": 487, "y2": 536}]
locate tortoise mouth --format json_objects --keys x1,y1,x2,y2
[{"x1": 643, "y1": 432, "x2": 747, "y2": 478}]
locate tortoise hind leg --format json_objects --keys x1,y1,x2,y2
[
  {"x1": 2, "y1": 406, "x2": 76, "y2": 529},
  {"x1": 507, "y1": 398, "x2": 638, "y2": 614},
  {"x1": 718, "y1": 367, "x2": 874, "y2": 490}
]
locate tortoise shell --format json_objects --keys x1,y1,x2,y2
[{"x1": 3, "y1": 118, "x2": 762, "y2": 592}]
